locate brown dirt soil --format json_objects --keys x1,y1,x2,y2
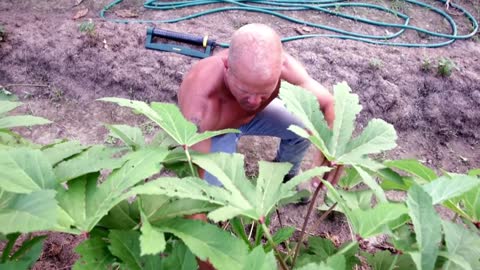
[{"x1": 1, "y1": 0, "x2": 480, "y2": 268}]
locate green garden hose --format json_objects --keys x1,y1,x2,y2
[{"x1": 100, "y1": 0, "x2": 478, "y2": 48}]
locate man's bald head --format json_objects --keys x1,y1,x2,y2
[{"x1": 228, "y1": 24, "x2": 283, "y2": 83}]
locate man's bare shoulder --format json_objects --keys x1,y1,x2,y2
[
  {"x1": 179, "y1": 54, "x2": 224, "y2": 105},
  {"x1": 182, "y1": 55, "x2": 224, "y2": 89}
]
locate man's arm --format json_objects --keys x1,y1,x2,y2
[
  {"x1": 178, "y1": 61, "x2": 216, "y2": 155},
  {"x1": 280, "y1": 52, "x2": 335, "y2": 127},
  {"x1": 280, "y1": 52, "x2": 334, "y2": 186}
]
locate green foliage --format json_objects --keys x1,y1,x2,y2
[
  {"x1": 296, "y1": 237, "x2": 360, "y2": 269},
  {"x1": 437, "y1": 57, "x2": 457, "y2": 77},
  {"x1": 42, "y1": 140, "x2": 88, "y2": 166},
  {"x1": 106, "y1": 124, "x2": 145, "y2": 150},
  {"x1": 58, "y1": 148, "x2": 168, "y2": 231},
  {"x1": 140, "y1": 210, "x2": 166, "y2": 256},
  {"x1": 132, "y1": 153, "x2": 330, "y2": 221},
  {"x1": 319, "y1": 188, "x2": 373, "y2": 213},
  {"x1": 99, "y1": 98, "x2": 239, "y2": 147},
  {"x1": 0, "y1": 100, "x2": 49, "y2": 149},
  {"x1": 242, "y1": 246, "x2": 276, "y2": 270},
  {"x1": 0, "y1": 234, "x2": 46, "y2": 270},
  {"x1": 0, "y1": 190, "x2": 58, "y2": 234},
  {"x1": 160, "y1": 241, "x2": 197, "y2": 270},
  {"x1": 73, "y1": 232, "x2": 116, "y2": 270},
  {"x1": 338, "y1": 166, "x2": 362, "y2": 189},
  {"x1": 406, "y1": 185, "x2": 442, "y2": 270},
  {"x1": 296, "y1": 254, "x2": 347, "y2": 270},
  {"x1": 0, "y1": 148, "x2": 57, "y2": 193},
  {"x1": 362, "y1": 250, "x2": 416, "y2": 269},
  {"x1": 441, "y1": 220, "x2": 480, "y2": 270},
  {"x1": 0, "y1": 101, "x2": 51, "y2": 130},
  {"x1": 53, "y1": 145, "x2": 126, "y2": 182},
  {"x1": 154, "y1": 218, "x2": 248, "y2": 270},
  {"x1": 108, "y1": 230, "x2": 163, "y2": 270}
]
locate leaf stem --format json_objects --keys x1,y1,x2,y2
[
  {"x1": 184, "y1": 145, "x2": 198, "y2": 177},
  {"x1": 260, "y1": 222, "x2": 289, "y2": 270},
  {"x1": 248, "y1": 221, "x2": 255, "y2": 241},
  {"x1": 291, "y1": 165, "x2": 343, "y2": 268}
]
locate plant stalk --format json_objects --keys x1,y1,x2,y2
[
  {"x1": 276, "y1": 209, "x2": 294, "y2": 265},
  {"x1": 291, "y1": 165, "x2": 344, "y2": 268},
  {"x1": 260, "y1": 222, "x2": 289, "y2": 270},
  {"x1": 310, "y1": 202, "x2": 337, "y2": 232},
  {"x1": 248, "y1": 221, "x2": 255, "y2": 241}
]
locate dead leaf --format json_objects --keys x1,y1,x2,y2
[
  {"x1": 115, "y1": 9, "x2": 139, "y2": 18},
  {"x1": 72, "y1": 8, "x2": 88, "y2": 20},
  {"x1": 302, "y1": 26, "x2": 312, "y2": 33},
  {"x1": 73, "y1": 0, "x2": 84, "y2": 6},
  {"x1": 294, "y1": 26, "x2": 313, "y2": 35}
]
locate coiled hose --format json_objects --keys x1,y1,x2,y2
[{"x1": 100, "y1": 0, "x2": 478, "y2": 48}]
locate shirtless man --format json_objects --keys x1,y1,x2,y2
[{"x1": 179, "y1": 23, "x2": 334, "y2": 189}]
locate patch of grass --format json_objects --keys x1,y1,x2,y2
[
  {"x1": 437, "y1": 57, "x2": 456, "y2": 77},
  {"x1": 369, "y1": 58, "x2": 383, "y2": 70}
]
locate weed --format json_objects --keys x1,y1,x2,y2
[
  {"x1": 334, "y1": 4, "x2": 342, "y2": 13},
  {"x1": 0, "y1": 24, "x2": 6, "y2": 42},
  {"x1": 390, "y1": 0, "x2": 409, "y2": 15},
  {"x1": 78, "y1": 19, "x2": 96, "y2": 37},
  {"x1": 437, "y1": 57, "x2": 456, "y2": 77},
  {"x1": 369, "y1": 58, "x2": 383, "y2": 70},
  {"x1": 48, "y1": 86, "x2": 64, "y2": 102},
  {"x1": 421, "y1": 57, "x2": 432, "y2": 72},
  {"x1": 473, "y1": 33, "x2": 480, "y2": 43},
  {"x1": 0, "y1": 86, "x2": 11, "y2": 96}
]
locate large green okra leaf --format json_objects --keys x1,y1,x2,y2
[
  {"x1": 132, "y1": 153, "x2": 330, "y2": 221},
  {"x1": 279, "y1": 81, "x2": 397, "y2": 170},
  {"x1": 99, "y1": 98, "x2": 239, "y2": 147},
  {"x1": 57, "y1": 148, "x2": 168, "y2": 231}
]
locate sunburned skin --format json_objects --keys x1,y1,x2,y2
[{"x1": 179, "y1": 26, "x2": 333, "y2": 130}]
